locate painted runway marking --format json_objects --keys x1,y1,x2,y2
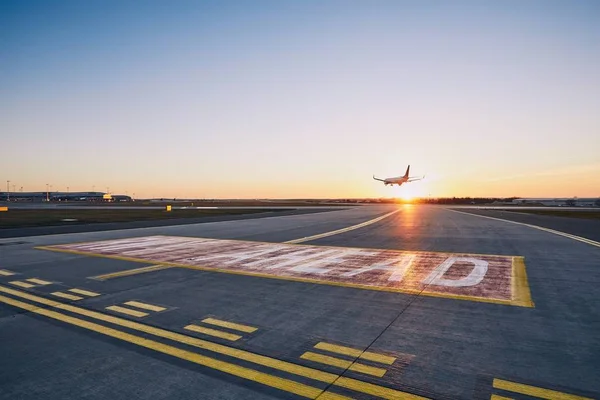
[
  {"x1": 184, "y1": 324, "x2": 243, "y2": 341},
  {"x1": 39, "y1": 236, "x2": 533, "y2": 307},
  {"x1": 124, "y1": 300, "x2": 166, "y2": 312},
  {"x1": 185, "y1": 316, "x2": 258, "y2": 341},
  {"x1": 301, "y1": 351, "x2": 388, "y2": 377},
  {"x1": 25, "y1": 278, "x2": 52, "y2": 285},
  {"x1": 315, "y1": 342, "x2": 397, "y2": 365},
  {"x1": 492, "y1": 378, "x2": 593, "y2": 400},
  {"x1": 284, "y1": 209, "x2": 401, "y2": 244},
  {"x1": 9, "y1": 280, "x2": 35, "y2": 288},
  {"x1": 448, "y1": 209, "x2": 600, "y2": 249},
  {"x1": 91, "y1": 264, "x2": 173, "y2": 281},
  {"x1": 202, "y1": 317, "x2": 258, "y2": 333},
  {"x1": 0, "y1": 284, "x2": 429, "y2": 400},
  {"x1": 68, "y1": 288, "x2": 100, "y2": 297},
  {"x1": 51, "y1": 291, "x2": 83, "y2": 301},
  {"x1": 106, "y1": 305, "x2": 148, "y2": 318},
  {"x1": 51, "y1": 288, "x2": 101, "y2": 301},
  {"x1": 0, "y1": 269, "x2": 16, "y2": 276},
  {"x1": 106, "y1": 300, "x2": 169, "y2": 318}
]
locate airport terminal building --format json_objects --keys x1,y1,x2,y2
[{"x1": 0, "y1": 191, "x2": 132, "y2": 202}]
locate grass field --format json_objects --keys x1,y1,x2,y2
[
  {"x1": 0, "y1": 209, "x2": 288, "y2": 229},
  {"x1": 511, "y1": 210, "x2": 600, "y2": 220}
]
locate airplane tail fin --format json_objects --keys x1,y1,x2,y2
[{"x1": 404, "y1": 165, "x2": 410, "y2": 178}]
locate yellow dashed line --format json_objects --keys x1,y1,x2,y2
[
  {"x1": 9, "y1": 281, "x2": 34, "y2": 288},
  {"x1": 493, "y1": 378, "x2": 593, "y2": 400},
  {"x1": 0, "y1": 285, "x2": 429, "y2": 399},
  {"x1": 202, "y1": 317, "x2": 258, "y2": 333},
  {"x1": 314, "y1": 342, "x2": 396, "y2": 365},
  {"x1": 490, "y1": 395, "x2": 514, "y2": 400},
  {"x1": 0, "y1": 294, "x2": 342, "y2": 400},
  {"x1": 184, "y1": 325, "x2": 242, "y2": 341},
  {"x1": 301, "y1": 352, "x2": 387, "y2": 378},
  {"x1": 68, "y1": 288, "x2": 100, "y2": 297},
  {"x1": 106, "y1": 305, "x2": 149, "y2": 318},
  {"x1": 124, "y1": 301, "x2": 166, "y2": 312},
  {"x1": 51, "y1": 291, "x2": 83, "y2": 301},
  {"x1": 25, "y1": 278, "x2": 52, "y2": 285}
]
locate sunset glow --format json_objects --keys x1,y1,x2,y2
[{"x1": 2, "y1": 2, "x2": 599, "y2": 199}]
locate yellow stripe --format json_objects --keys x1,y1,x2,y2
[
  {"x1": 51, "y1": 291, "x2": 83, "y2": 301},
  {"x1": 68, "y1": 288, "x2": 100, "y2": 297},
  {"x1": 0, "y1": 269, "x2": 16, "y2": 276},
  {"x1": 124, "y1": 301, "x2": 166, "y2": 312},
  {"x1": 106, "y1": 305, "x2": 149, "y2": 318},
  {"x1": 26, "y1": 278, "x2": 52, "y2": 285},
  {"x1": 448, "y1": 209, "x2": 600, "y2": 249},
  {"x1": 336, "y1": 377, "x2": 425, "y2": 400},
  {"x1": 511, "y1": 257, "x2": 534, "y2": 307},
  {"x1": 490, "y1": 395, "x2": 513, "y2": 400},
  {"x1": 493, "y1": 378, "x2": 593, "y2": 400},
  {"x1": 314, "y1": 342, "x2": 396, "y2": 365},
  {"x1": 0, "y1": 285, "x2": 428, "y2": 399},
  {"x1": 301, "y1": 352, "x2": 387, "y2": 378},
  {"x1": 284, "y1": 210, "x2": 400, "y2": 244},
  {"x1": 36, "y1": 246, "x2": 528, "y2": 307},
  {"x1": 0, "y1": 294, "x2": 335, "y2": 399},
  {"x1": 202, "y1": 317, "x2": 258, "y2": 333},
  {"x1": 184, "y1": 325, "x2": 242, "y2": 341},
  {"x1": 9, "y1": 281, "x2": 34, "y2": 288},
  {"x1": 91, "y1": 264, "x2": 173, "y2": 281}
]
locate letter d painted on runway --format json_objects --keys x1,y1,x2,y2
[{"x1": 423, "y1": 257, "x2": 488, "y2": 287}]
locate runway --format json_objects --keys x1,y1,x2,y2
[{"x1": 0, "y1": 205, "x2": 598, "y2": 400}]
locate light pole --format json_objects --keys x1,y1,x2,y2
[
  {"x1": 46, "y1": 184, "x2": 49, "y2": 202},
  {"x1": 6, "y1": 180, "x2": 9, "y2": 201}
]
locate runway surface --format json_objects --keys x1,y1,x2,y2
[{"x1": 0, "y1": 205, "x2": 598, "y2": 400}]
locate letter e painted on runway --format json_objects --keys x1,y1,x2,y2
[{"x1": 422, "y1": 257, "x2": 488, "y2": 287}]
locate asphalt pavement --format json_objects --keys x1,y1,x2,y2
[{"x1": 0, "y1": 205, "x2": 598, "y2": 400}]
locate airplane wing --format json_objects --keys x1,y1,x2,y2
[
  {"x1": 407, "y1": 175, "x2": 425, "y2": 182},
  {"x1": 373, "y1": 175, "x2": 386, "y2": 182}
]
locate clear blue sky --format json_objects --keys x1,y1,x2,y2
[{"x1": 2, "y1": 1, "x2": 599, "y2": 198}]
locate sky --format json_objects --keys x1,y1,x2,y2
[{"x1": 2, "y1": 0, "x2": 599, "y2": 199}]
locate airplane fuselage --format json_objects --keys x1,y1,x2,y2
[{"x1": 383, "y1": 177, "x2": 408, "y2": 186}]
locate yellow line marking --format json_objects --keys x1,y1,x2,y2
[
  {"x1": 448, "y1": 209, "x2": 600, "y2": 249},
  {"x1": 0, "y1": 269, "x2": 16, "y2": 276},
  {"x1": 9, "y1": 280, "x2": 34, "y2": 288},
  {"x1": 25, "y1": 278, "x2": 52, "y2": 285},
  {"x1": 68, "y1": 288, "x2": 100, "y2": 297},
  {"x1": 36, "y1": 246, "x2": 528, "y2": 307},
  {"x1": 184, "y1": 325, "x2": 242, "y2": 341},
  {"x1": 91, "y1": 264, "x2": 173, "y2": 281},
  {"x1": 202, "y1": 317, "x2": 258, "y2": 333},
  {"x1": 0, "y1": 294, "x2": 342, "y2": 400},
  {"x1": 301, "y1": 352, "x2": 387, "y2": 378},
  {"x1": 314, "y1": 342, "x2": 396, "y2": 365},
  {"x1": 493, "y1": 378, "x2": 593, "y2": 400},
  {"x1": 0, "y1": 285, "x2": 429, "y2": 399},
  {"x1": 284, "y1": 209, "x2": 401, "y2": 244},
  {"x1": 336, "y1": 377, "x2": 425, "y2": 400},
  {"x1": 51, "y1": 291, "x2": 83, "y2": 301},
  {"x1": 124, "y1": 301, "x2": 166, "y2": 312},
  {"x1": 490, "y1": 395, "x2": 513, "y2": 400},
  {"x1": 106, "y1": 305, "x2": 149, "y2": 318},
  {"x1": 511, "y1": 257, "x2": 534, "y2": 307}
]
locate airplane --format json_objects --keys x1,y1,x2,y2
[{"x1": 373, "y1": 165, "x2": 425, "y2": 186}]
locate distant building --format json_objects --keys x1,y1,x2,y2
[{"x1": 0, "y1": 191, "x2": 132, "y2": 202}]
